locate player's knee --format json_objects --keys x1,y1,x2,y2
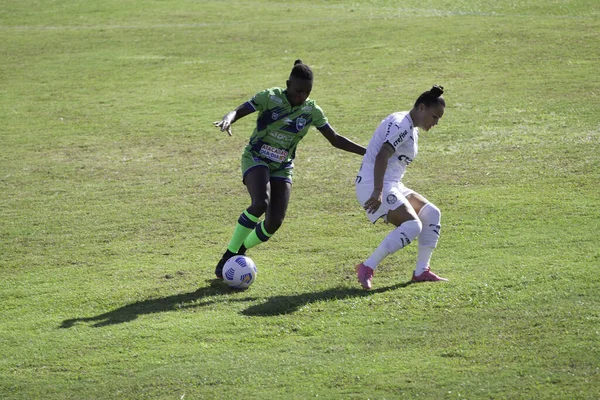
[
  {"x1": 263, "y1": 217, "x2": 284, "y2": 235},
  {"x1": 418, "y1": 203, "x2": 441, "y2": 225},
  {"x1": 417, "y1": 203, "x2": 442, "y2": 247},
  {"x1": 249, "y1": 196, "x2": 269, "y2": 216},
  {"x1": 399, "y1": 218, "x2": 422, "y2": 243}
]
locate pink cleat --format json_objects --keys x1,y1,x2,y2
[
  {"x1": 412, "y1": 267, "x2": 448, "y2": 282},
  {"x1": 356, "y1": 263, "x2": 374, "y2": 290}
]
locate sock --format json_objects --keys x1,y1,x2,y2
[
  {"x1": 226, "y1": 210, "x2": 260, "y2": 253},
  {"x1": 364, "y1": 219, "x2": 422, "y2": 269},
  {"x1": 415, "y1": 246, "x2": 434, "y2": 275},
  {"x1": 415, "y1": 203, "x2": 442, "y2": 274},
  {"x1": 243, "y1": 221, "x2": 272, "y2": 250}
]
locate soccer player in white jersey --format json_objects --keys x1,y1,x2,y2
[{"x1": 354, "y1": 86, "x2": 447, "y2": 290}]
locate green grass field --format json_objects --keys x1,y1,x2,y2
[{"x1": 1, "y1": 0, "x2": 599, "y2": 398}]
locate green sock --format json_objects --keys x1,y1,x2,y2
[
  {"x1": 226, "y1": 210, "x2": 260, "y2": 253},
  {"x1": 243, "y1": 221, "x2": 272, "y2": 250}
]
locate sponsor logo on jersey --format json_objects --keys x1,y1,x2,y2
[
  {"x1": 392, "y1": 130, "x2": 409, "y2": 147},
  {"x1": 397, "y1": 155, "x2": 413, "y2": 165},
  {"x1": 267, "y1": 131, "x2": 293, "y2": 143},
  {"x1": 296, "y1": 117, "x2": 307, "y2": 131},
  {"x1": 269, "y1": 95, "x2": 283, "y2": 104},
  {"x1": 386, "y1": 194, "x2": 398, "y2": 204},
  {"x1": 259, "y1": 144, "x2": 289, "y2": 162}
]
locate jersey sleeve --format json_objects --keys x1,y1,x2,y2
[
  {"x1": 248, "y1": 89, "x2": 270, "y2": 112},
  {"x1": 311, "y1": 104, "x2": 328, "y2": 128},
  {"x1": 385, "y1": 117, "x2": 411, "y2": 151}
]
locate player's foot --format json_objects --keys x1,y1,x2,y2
[
  {"x1": 356, "y1": 263, "x2": 374, "y2": 290},
  {"x1": 411, "y1": 267, "x2": 448, "y2": 282},
  {"x1": 214, "y1": 250, "x2": 237, "y2": 279},
  {"x1": 215, "y1": 247, "x2": 248, "y2": 279}
]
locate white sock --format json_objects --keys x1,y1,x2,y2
[
  {"x1": 415, "y1": 246, "x2": 434, "y2": 275},
  {"x1": 365, "y1": 219, "x2": 422, "y2": 269},
  {"x1": 414, "y1": 203, "x2": 441, "y2": 275}
]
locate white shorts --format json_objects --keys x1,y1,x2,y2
[{"x1": 355, "y1": 181, "x2": 414, "y2": 223}]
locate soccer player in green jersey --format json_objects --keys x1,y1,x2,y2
[{"x1": 212, "y1": 60, "x2": 366, "y2": 279}]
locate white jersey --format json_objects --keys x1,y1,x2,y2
[{"x1": 357, "y1": 111, "x2": 418, "y2": 185}]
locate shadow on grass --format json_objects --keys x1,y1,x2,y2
[
  {"x1": 241, "y1": 280, "x2": 414, "y2": 317},
  {"x1": 60, "y1": 279, "x2": 254, "y2": 328}
]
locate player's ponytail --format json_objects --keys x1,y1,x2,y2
[
  {"x1": 414, "y1": 85, "x2": 445, "y2": 108},
  {"x1": 290, "y1": 59, "x2": 313, "y2": 81}
]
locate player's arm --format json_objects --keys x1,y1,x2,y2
[
  {"x1": 317, "y1": 124, "x2": 366, "y2": 156},
  {"x1": 213, "y1": 102, "x2": 256, "y2": 136},
  {"x1": 364, "y1": 143, "x2": 394, "y2": 214}
]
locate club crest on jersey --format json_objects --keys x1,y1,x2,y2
[
  {"x1": 271, "y1": 112, "x2": 279, "y2": 120},
  {"x1": 386, "y1": 194, "x2": 398, "y2": 204},
  {"x1": 296, "y1": 117, "x2": 307, "y2": 131}
]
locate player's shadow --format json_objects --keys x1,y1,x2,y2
[
  {"x1": 60, "y1": 279, "x2": 254, "y2": 328},
  {"x1": 241, "y1": 281, "x2": 414, "y2": 317}
]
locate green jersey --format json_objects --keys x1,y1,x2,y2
[{"x1": 244, "y1": 87, "x2": 328, "y2": 164}]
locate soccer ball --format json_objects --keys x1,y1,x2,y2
[{"x1": 222, "y1": 255, "x2": 257, "y2": 289}]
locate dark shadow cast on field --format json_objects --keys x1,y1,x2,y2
[
  {"x1": 241, "y1": 281, "x2": 414, "y2": 317},
  {"x1": 60, "y1": 279, "x2": 255, "y2": 328}
]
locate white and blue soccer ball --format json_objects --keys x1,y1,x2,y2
[{"x1": 222, "y1": 255, "x2": 257, "y2": 289}]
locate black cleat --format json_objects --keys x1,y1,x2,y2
[{"x1": 214, "y1": 249, "x2": 237, "y2": 279}]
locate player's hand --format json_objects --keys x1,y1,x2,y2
[
  {"x1": 213, "y1": 119, "x2": 233, "y2": 136},
  {"x1": 364, "y1": 189, "x2": 383, "y2": 214},
  {"x1": 213, "y1": 112, "x2": 235, "y2": 136}
]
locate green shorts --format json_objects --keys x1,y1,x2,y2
[{"x1": 241, "y1": 148, "x2": 294, "y2": 183}]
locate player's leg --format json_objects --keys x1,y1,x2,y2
[
  {"x1": 355, "y1": 185, "x2": 422, "y2": 289},
  {"x1": 406, "y1": 192, "x2": 447, "y2": 282},
  {"x1": 362, "y1": 200, "x2": 422, "y2": 270},
  {"x1": 243, "y1": 176, "x2": 291, "y2": 250},
  {"x1": 214, "y1": 163, "x2": 270, "y2": 278}
]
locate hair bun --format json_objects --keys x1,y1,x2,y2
[
  {"x1": 294, "y1": 59, "x2": 303, "y2": 66},
  {"x1": 413, "y1": 85, "x2": 446, "y2": 108},
  {"x1": 430, "y1": 85, "x2": 444, "y2": 96}
]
